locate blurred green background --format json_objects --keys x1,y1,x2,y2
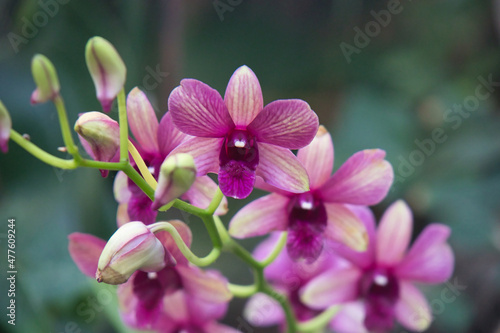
[{"x1": 1, "y1": 0, "x2": 499, "y2": 332}]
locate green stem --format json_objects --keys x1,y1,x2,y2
[
  {"x1": 205, "y1": 186, "x2": 223, "y2": 215},
  {"x1": 172, "y1": 199, "x2": 207, "y2": 216},
  {"x1": 149, "y1": 222, "x2": 221, "y2": 266},
  {"x1": 53, "y1": 95, "x2": 79, "y2": 158},
  {"x1": 201, "y1": 215, "x2": 223, "y2": 249},
  {"x1": 296, "y1": 306, "x2": 340, "y2": 332},
  {"x1": 10, "y1": 129, "x2": 77, "y2": 169},
  {"x1": 259, "y1": 232, "x2": 287, "y2": 267},
  {"x1": 122, "y1": 164, "x2": 155, "y2": 200},
  {"x1": 117, "y1": 88, "x2": 128, "y2": 162},
  {"x1": 228, "y1": 283, "x2": 258, "y2": 298},
  {"x1": 262, "y1": 283, "x2": 297, "y2": 333}
]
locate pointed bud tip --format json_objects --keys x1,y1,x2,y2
[{"x1": 31, "y1": 54, "x2": 60, "y2": 104}]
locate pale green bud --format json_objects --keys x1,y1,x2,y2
[{"x1": 30, "y1": 54, "x2": 60, "y2": 104}]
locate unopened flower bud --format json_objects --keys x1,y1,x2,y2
[
  {"x1": 152, "y1": 154, "x2": 197, "y2": 210},
  {"x1": 74, "y1": 111, "x2": 120, "y2": 177},
  {"x1": 0, "y1": 101, "x2": 12, "y2": 153},
  {"x1": 30, "y1": 54, "x2": 60, "y2": 104},
  {"x1": 85, "y1": 37, "x2": 126, "y2": 112},
  {"x1": 96, "y1": 221, "x2": 172, "y2": 285}
]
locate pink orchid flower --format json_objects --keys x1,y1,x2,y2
[
  {"x1": 300, "y1": 201, "x2": 455, "y2": 332},
  {"x1": 167, "y1": 65, "x2": 319, "y2": 199},
  {"x1": 243, "y1": 232, "x2": 348, "y2": 331},
  {"x1": 68, "y1": 220, "x2": 233, "y2": 331},
  {"x1": 229, "y1": 126, "x2": 394, "y2": 262},
  {"x1": 78, "y1": 87, "x2": 228, "y2": 225}
]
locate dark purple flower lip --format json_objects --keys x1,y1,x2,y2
[
  {"x1": 360, "y1": 268, "x2": 400, "y2": 332},
  {"x1": 218, "y1": 129, "x2": 259, "y2": 199},
  {"x1": 133, "y1": 268, "x2": 183, "y2": 310},
  {"x1": 286, "y1": 191, "x2": 328, "y2": 262}
]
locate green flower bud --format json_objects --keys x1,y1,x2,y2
[
  {"x1": 85, "y1": 37, "x2": 126, "y2": 112},
  {"x1": 96, "y1": 221, "x2": 172, "y2": 285},
  {"x1": 30, "y1": 54, "x2": 60, "y2": 104},
  {"x1": 152, "y1": 154, "x2": 197, "y2": 210}
]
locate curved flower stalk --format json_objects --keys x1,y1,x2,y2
[
  {"x1": 68, "y1": 220, "x2": 233, "y2": 331},
  {"x1": 229, "y1": 126, "x2": 394, "y2": 262},
  {"x1": 111, "y1": 87, "x2": 228, "y2": 225},
  {"x1": 243, "y1": 232, "x2": 345, "y2": 331},
  {"x1": 0, "y1": 100, "x2": 12, "y2": 153},
  {"x1": 300, "y1": 201, "x2": 455, "y2": 332},
  {"x1": 168, "y1": 65, "x2": 319, "y2": 199}
]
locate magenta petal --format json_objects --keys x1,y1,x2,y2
[
  {"x1": 168, "y1": 79, "x2": 234, "y2": 137},
  {"x1": 177, "y1": 265, "x2": 232, "y2": 303},
  {"x1": 319, "y1": 149, "x2": 394, "y2": 205},
  {"x1": 244, "y1": 293, "x2": 284, "y2": 327},
  {"x1": 256, "y1": 143, "x2": 309, "y2": 193},
  {"x1": 376, "y1": 200, "x2": 413, "y2": 266},
  {"x1": 68, "y1": 233, "x2": 106, "y2": 278},
  {"x1": 229, "y1": 194, "x2": 289, "y2": 238},
  {"x1": 168, "y1": 137, "x2": 223, "y2": 176},
  {"x1": 248, "y1": 99, "x2": 319, "y2": 149},
  {"x1": 182, "y1": 176, "x2": 228, "y2": 215},
  {"x1": 218, "y1": 160, "x2": 256, "y2": 199},
  {"x1": 287, "y1": 227, "x2": 324, "y2": 263},
  {"x1": 224, "y1": 65, "x2": 263, "y2": 126},
  {"x1": 297, "y1": 126, "x2": 334, "y2": 189},
  {"x1": 327, "y1": 205, "x2": 376, "y2": 269},
  {"x1": 394, "y1": 282, "x2": 432, "y2": 332},
  {"x1": 127, "y1": 192, "x2": 157, "y2": 225},
  {"x1": 395, "y1": 224, "x2": 454, "y2": 283},
  {"x1": 323, "y1": 203, "x2": 369, "y2": 253},
  {"x1": 300, "y1": 267, "x2": 362, "y2": 309},
  {"x1": 157, "y1": 112, "x2": 190, "y2": 156},
  {"x1": 329, "y1": 302, "x2": 369, "y2": 333},
  {"x1": 127, "y1": 87, "x2": 159, "y2": 153}
]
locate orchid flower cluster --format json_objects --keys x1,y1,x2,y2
[{"x1": 0, "y1": 36, "x2": 455, "y2": 333}]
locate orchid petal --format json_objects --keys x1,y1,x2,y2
[
  {"x1": 244, "y1": 293, "x2": 284, "y2": 327},
  {"x1": 376, "y1": 200, "x2": 413, "y2": 266},
  {"x1": 182, "y1": 176, "x2": 228, "y2": 215},
  {"x1": 229, "y1": 193, "x2": 289, "y2": 238},
  {"x1": 205, "y1": 322, "x2": 243, "y2": 333},
  {"x1": 155, "y1": 220, "x2": 192, "y2": 265},
  {"x1": 328, "y1": 205, "x2": 376, "y2": 269},
  {"x1": 113, "y1": 171, "x2": 132, "y2": 204},
  {"x1": 224, "y1": 65, "x2": 263, "y2": 126},
  {"x1": 116, "y1": 203, "x2": 130, "y2": 227},
  {"x1": 248, "y1": 99, "x2": 318, "y2": 149},
  {"x1": 319, "y1": 149, "x2": 393, "y2": 205},
  {"x1": 329, "y1": 302, "x2": 369, "y2": 333},
  {"x1": 297, "y1": 125, "x2": 334, "y2": 189},
  {"x1": 68, "y1": 233, "x2": 105, "y2": 278},
  {"x1": 168, "y1": 137, "x2": 223, "y2": 176},
  {"x1": 168, "y1": 79, "x2": 234, "y2": 137},
  {"x1": 256, "y1": 143, "x2": 309, "y2": 193},
  {"x1": 300, "y1": 267, "x2": 362, "y2": 309},
  {"x1": 254, "y1": 176, "x2": 292, "y2": 196},
  {"x1": 127, "y1": 87, "x2": 159, "y2": 153},
  {"x1": 127, "y1": 193, "x2": 157, "y2": 225},
  {"x1": 395, "y1": 224, "x2": 454, "y2": 283},
  {"x1": 177, "y1": 265, "x2": 232, "y2": 303},
  {"x1": 324, "y1": 203, "x2": 369, "y2": 253},
  {"x1": 218, "y1": 159, "x2": 257, "y2": 199},
  {"x1": 157, "y1": 112, "x2": 190, "y2": 156},
  {"x1": 395, "y1": 282, "x2": 432, "y2": 332}
]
